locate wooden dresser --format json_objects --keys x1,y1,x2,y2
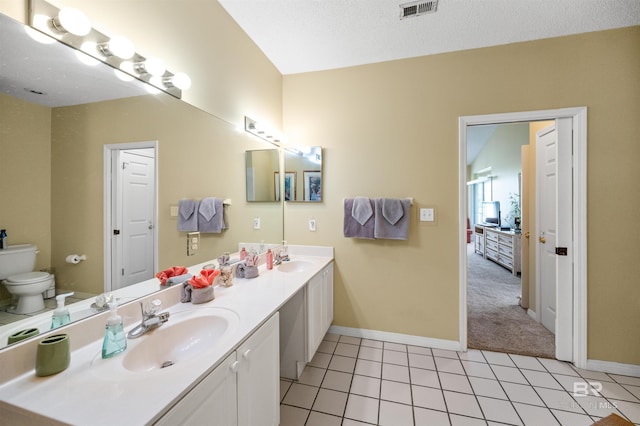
[{"x1": 474, "y1": 225, "x2": 521, "y2": 276}]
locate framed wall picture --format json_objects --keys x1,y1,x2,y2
[
  {"x1": 303, "y1": 171, "x2": 322, "y2": 202},
  {"x1": 275, "y1": 171, "x2": 297, "y2": 201}
]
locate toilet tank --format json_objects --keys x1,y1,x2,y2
[{"x1": 0, "y1": 244, "x2": 38, "y2": 280}]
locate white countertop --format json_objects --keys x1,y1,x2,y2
[{"x1": 0, "y1": 246, "x2": 333, "y2": 425}]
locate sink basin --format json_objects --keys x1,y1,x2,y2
[
  {"x1": 121, "y1": 307, "x2": 239, "y2": 373},
  {"x1": 277, "y1": 260, "x2": 313, "y2": 273}
]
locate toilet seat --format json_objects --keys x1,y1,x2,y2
[{"x1": 5, "y1": 271, "x2": 51, "y2": 285}]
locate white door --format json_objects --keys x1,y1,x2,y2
[
  {"x1": 536, "y1": 119, "x2": 573, "y2": 361},
  {"x1": 113, "y1": 149, "x2": 156, "y2": 289}
]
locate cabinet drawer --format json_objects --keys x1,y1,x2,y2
[
  {"x1": 486, "y1": 240, "x2": 498, "y2": 252},
  {"x1": 498, "y1": 245, "x2": 513, "y2": 257},
  {"x1": 498, "y1": 256, "x2": 514, "y2": 269},
  {"x1": 486, "y1": 248, "x2": 499, "y2": 261},
  {"x1": 498, "y1": 235, "x2": 513, "y2": 247},
  {"x1": 486, "y1": 232, "x2": 498, "y2": 242}
]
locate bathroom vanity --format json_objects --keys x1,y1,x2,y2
[{"x1": 0, "y1": 246, "x2": 333, "y2": 426}]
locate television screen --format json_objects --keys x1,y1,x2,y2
[{"x1": 482, "y1": 201, "x2": 500, "y2": 226}]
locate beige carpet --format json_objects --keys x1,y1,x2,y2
[{"x1": 467, "y1": 243, "x2": 555, "y2": 358}]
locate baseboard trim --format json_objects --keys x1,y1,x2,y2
[
  {"x1": 527, "y1": 309, "x2": 536, "y2": 320},
  {"x1": 328, "y1": 326, "x2": 462, "y2": 352},
  {"x1": 586, "y1": 359, "x2": 640, "y2": 377}
]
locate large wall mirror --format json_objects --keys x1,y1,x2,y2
[
  {"x1": 283, "y1": 146, "x2": 323, "y2": 202},
  {"x1": 245, "y1": 149, "x2": 280, "y2": 202},
  {"x1": 0, "y1": 12, "x2": 283, "y2": 349}
]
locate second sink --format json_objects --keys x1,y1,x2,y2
[{"x1": 277, "y1": 260, "x2": 313, "y2": 273}]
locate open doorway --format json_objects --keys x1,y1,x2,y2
[
  {"x1": 103, "y1": 141, "x2": 158, "y2": 293},
  {"x1": 458, "y1": 107, "x2": 588, "y2": 369},
  {"x1": 466, "y1": 121, "x2": 555, "y2": 358}
]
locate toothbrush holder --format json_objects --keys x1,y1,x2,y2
[{"x1": 35, "y1": 334, "x2": 70, "y2": 377}]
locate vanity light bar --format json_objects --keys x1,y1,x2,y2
[
  {"x1": 28, "y1": 0, "x2": 190, "y2": 99},
  {"x1": 245, "y1": 116, "x2": 282, "y2": 146}
]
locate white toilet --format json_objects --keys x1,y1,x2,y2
[{"x1": 0, "y1": 244, "x2": 54, "y2": 314}]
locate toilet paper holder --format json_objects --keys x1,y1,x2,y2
[{"x1": 65, "y1": 254, "x2": 87, "y2": 264}]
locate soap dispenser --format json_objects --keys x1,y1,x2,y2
[
  {"x1": 102, "y1": 301, "x2": 127, "y2": 359},
  {"x1": 50, "y1": 292, "x2": 74, "y2": 329}
]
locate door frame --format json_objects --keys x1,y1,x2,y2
[
  {"x1": 103, "y1": 141, "x2": 159, "y2": 293},
  {"x1": 458, "y1": 107, "x2": 587, "y2": 369}
]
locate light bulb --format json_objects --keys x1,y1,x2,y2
[
  {"x1": 149, "y1": 75, "x2": 164, "y2": 88},
  {"x1": 56, "y1": 8, "x2": 91, "y2": 36},
  {"x1": 114, "y1": 69, "x2": 134, "y2": 82},
  {"x1": 105, "y1": 35, "x2": 135, "y2": 59},
  {"x1": 171, "y1": 72, "x2": 191, "y2": 90},
  {"x1": 75, "y1": 49, "x2": 99, "y2": 66},
  {"x1": 144, "y1": 57, "x2": 166, "y2": 76},
  {"x1": 24, "y1": 24, "x2": 55, "y2": 44}
]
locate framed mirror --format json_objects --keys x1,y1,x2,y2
[
  {"x1": 245, "y1": 149, "x2": 280, "y2": 202},
  {"x1": 283, "y1": 146, "x2": 323, "y2": 202}
]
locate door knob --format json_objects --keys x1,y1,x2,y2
[
  {"x1": 148, "y1": 222, "x2": 154, "y2": 230},
  {"x1": 524, "y1": 232, "x2": 530, "y2": 239},
  {"x1": 539, "y1": 236, "x2": 546, "y2": 244}
]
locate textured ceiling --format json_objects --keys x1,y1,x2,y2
[{"x1": 218, "y1": 0, "x2": 640, "y2": 75}]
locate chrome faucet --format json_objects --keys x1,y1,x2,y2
[
  {"x1": 273, "y1": 247, "x2": 290, "y2": 265},
  {"x1": 127, "y1": 299, "x2": 170, "y2": 339}
]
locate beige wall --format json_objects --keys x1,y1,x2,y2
[
  {"x1": 0, "y1": 94, "x2": 51, "y2": 301},
  {"x1": 283, "y1": 27, "x2": 640, "y2": 364}
]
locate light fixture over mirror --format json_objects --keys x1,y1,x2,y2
[{"x1": 28, "y1": 0, "x2": 191, "y2": 100}]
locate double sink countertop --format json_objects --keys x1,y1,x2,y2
[{"x1": 0, "y1": 245, "x2": 333, "y2": 425}]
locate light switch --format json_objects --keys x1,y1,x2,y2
[
  {"x1": 253, "y1": 217, "x2": 261, "y2": 230},
  {"x1": 170, "y1": 205, "x2": 179, "y2": 217},
  {"x1": 420, "y1": 208, "x2": 435, "y2": 222},
  {"x1": 309, "y1": 219, "x2": 317, "y2": 231}
]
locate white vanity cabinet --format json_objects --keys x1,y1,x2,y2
[
  {"x1": 156, "y1": 313, "x2": 279, "y2": 426},
  {"x1": 306, "y1": 262, "x2": 334, "y2": 362},
  {"x1": 280, "y1": 261, "x2": 334, "y2": 379}
]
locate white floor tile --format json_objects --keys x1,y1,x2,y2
[
  {"x1": 610, "y1": 374, "x2": 640, "y2": 387},
  {"x1": 344, "y1": 394, "x2": 379, "y2": 424},
  {"x1": 501, "y1": 381, "x2": 545, "y2": 406},
  {"x1": 449, "y1": 414, "x2": 487, "y2": 425},
  {"x1": 412, "y1": 384, "x2": 447, "y2": 411},
  {"x1": 443, "y1": 390, "x2": 483, "y2": 418},
  {"x1": 414, "y1": 406, "x2": 451, "y2": 425},
  {"x1": 280, "y1": 404, "x2": 309, "y2": 426},
  {"x1": 439, "y1": 372, "x2": 473, "y2": 394},
  {"x1": 535, "y1": 387, "x2": 583, "y2": 413},
  {"x1": 358, "y1": 346, "x2": 383, "y2": 362},
  {"x1": 280, "y1": 379, "x2": 292, "y2": 402},
  {"x1": 323, "y1": 333, "x2": 339, "y2": 342},
  {"x1": 458, "y1": 349, "x2": 486, "y2": 363},
  {"x1": 550, "y1": 409, "x2": 594, "y2": 426},
  {"x1": 379, "y1": 400, "x2": 414, "y2": 426},
  {"x1": 572, "y1": 394, "x2": 622, "y2": 417},
  {"x1": 554, "y1": 373, "x2": 586, "y2": 392},
  {"x1": 435, "y1": 357, "x2": 466, "y2": 375},
  {"x1": 538, "y1": 357, "x2": 579, "y2": 376},
  {"x1": 321, "y1": 370, "x2": 353, "y2": 392},
  {"x1": 468, "y1": 376, "x2": 507, "y2": 399},
  {"x1": 312, "y1": 388, "x2": 348, "y2": 417},
  {"x1": 350, "y1": 375, "x2": 381, "y2": 398},
  {"x1": 298, "y1": 365, "x2": 326, "y2": 387},
  {"x1": 354, "y1": 358, "x2": 382, "y2": 378},
  {"x1": 611, "y1": 399, "x2": 640, "y2": 423},
  {"x1": 306, "y1": 411, "x2": 342, "y2": 426},
  {"x1": 339, "y1": 335, "x2": 362, "y2": 345},
  {"x1": 308, "y1": 351, "x2": 332, "y2": 369},
  {"x1": 328, "y1": 355, "x2": 356, "y2": 374},
  {"x1": 382, "y1": 363, "x2": 410, "y2": 383},
  {"x1": 623, "y1": 383, "x2": 640, "y2": 400},
  {"x1": 599, "y1": 381, "x2": 640, "y2": 402},
  {"x1": 461, "y1": 360, "x2": 496, "y2": 379},
  {"x1": 334, "y1": 342, "x2": 360, "y2": 358},
  {"x1": 411, "y1": 367, "x2": 441, "y2": 388},
  {"x1": 361, "y1": 338, "x2": 383, "y2": 349},
  {"x1": 521, "y1": 369, "x2": 563, "y2": 390},
  {"x1": 476, "y1": 396, "x2": 522, "y2": 425},
  {"x1": 409, "y1": 353, "x2": 436, "y2": 370},
  {"x1": 491, "y1": 365, "x2": 528, "y2": 384},
  {"x1": 317, "y1": 340, "x2": 337, "y2": 354},
  {"x1": 513, "y1": 402, "x2": 560, "y2": 426},
  {"x1": 432, "y1": 348, "x2": 459, "y2": 359},
  {"x1": 408, "y1": 345, "x2": 432, "y2": 356},
  {"x1": 509, "y1": 354, "x2": 545, "y2": 371},
  {"x1": 381, "y1": 379, "x2": 412, "y2": 404},
  {"x1": 572, "y1": 368, "x2": 614, "y2": 383},
  {"x1": 384, "y1": 349, "x2": 409, "y2": 366},
  {"x1": 482, "y1": 351, "x2": 516, "y2": 367},
  {"x1": 282, "y1": 383, "x2": 319, "y2": 409},
  {"x1": 342, "y1": 419, "x2": 372, "y2": 426},
  {"x1": 384, "y1": 342, "x2": 407, "y2": 352}
]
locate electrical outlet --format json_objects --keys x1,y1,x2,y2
[
  {"x1": 253, "y1": 217, "x2": 261, "y2": 230},
  {"x1": 420, "y1": 208, "x2": 435, "y2": 222},
  {"x1": 309, "y1": 219, "x2": 317, "y2": 232},
  {"x1": 187, "y1": 232, "x2": 200, "y2": 256}
]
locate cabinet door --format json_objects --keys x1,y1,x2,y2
[
  {"x1": 322, "y1": 263, "x2": 334, "y2": 334},
  {"x1": 238, "y1": 313, "x2": 280, "y2": 426},
  {"x1": 306, "y1": 272, "x2": 324, "y2": 362},
  {"x1": 156, "y1": 352, "x2": 238, "y2": 426}
]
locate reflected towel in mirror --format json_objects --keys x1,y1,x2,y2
[{"x1": 177, "y1": 199, "x2": 199, "y2": 232}]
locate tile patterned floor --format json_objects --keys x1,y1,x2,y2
[{"x1": 280, "y1": 333, "x2": 640, "y2": 426}]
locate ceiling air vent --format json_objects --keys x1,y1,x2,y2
[{"x1": 400, "y1": 0, "x2": 438, "y2": 19}]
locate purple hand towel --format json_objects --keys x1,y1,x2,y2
[
  {"x1": 374, "y1": 198, "x2": 410, "y2": 240},
  {"x1": 198, "y1": 197, "x2": 224, "y2": 233},
  {"x1": 177, "y1": 199, "x2": 199, "y2": 232},
  {"x1": 343, "y1": 198, "x2": 375, "y2": 239}
]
